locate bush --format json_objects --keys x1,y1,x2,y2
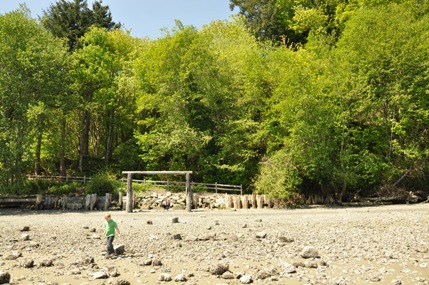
[
  {"x1": 86, "y1": 171, "x2": 120, "y2": 196},
  {"x1": 47, "y1": 182, "x2": 83, "y2": 195}
]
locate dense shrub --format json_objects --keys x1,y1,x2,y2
[{"x1": 85, "y1": 171, "x2": 120, "y2": 196}]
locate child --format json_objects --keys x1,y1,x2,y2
[
  {"x1": 164, "y1": 198, "x2": 171, "y2": 210},
  {"x1": 104, "y1": 213, "x2": 120, "y2": 256}
]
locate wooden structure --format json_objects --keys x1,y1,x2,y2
[{"x1": 122, "y1": 171, "x2": 193, "y2": 213}]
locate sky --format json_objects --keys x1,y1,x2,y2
[{"x1": 0, "y1": 0, "x2": 237, "y2": 39}]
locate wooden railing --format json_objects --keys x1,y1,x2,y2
[
  {"x1": 27, "y1": 175, "x2": 243, "y2": 195},
  {"x1": 128, "y1": 179, "x2": 242, "y2": 195}
]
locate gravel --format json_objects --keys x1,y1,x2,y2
[{"x1": 0, "y1": 204, "x2": 428, "y2": 284}]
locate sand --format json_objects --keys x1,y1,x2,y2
[{"x1": 0, "y1": 204, "x2": 428, "y2": 284}]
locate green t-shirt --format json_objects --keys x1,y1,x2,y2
[{"x1": 105, "y1": 219, "x2": 117, "y2": 237}]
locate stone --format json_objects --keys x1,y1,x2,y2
[
  {"x1": 152, "y1": 257, "x2": 162, "y2": 266},
  {"x1": 278, "y1": 236, "x2": 294, "y2": 243},
  {"x1": 20, "y1": 226, "x2": 30, "y2": 232},
  {"x1": 114, "y1": 244, "x2": 125, "y2": 255},
  {"x1": 39, "y1": 258, "x2": 54, "y2": 267},
  {"x1": 256, "y1": 232, "x2": 267, "y2": 238},
  {"x1": 4, "y1": 251, "x2": 21, "y2": 260},
  {"x1": 174, "y1": 273, "x2": 187, "y2": 282},
  {"x1": 300, "y1": 246, "x2": 319, "y2": 259},
  {"x1": 0, "y1": 271, "x2": 11, "y2": 284},
  {"x1": 20, "y1": 233, "x2": 30, "y2": 241},
  {"x1": 93, "y1": 271, "x2": 109, "y2": 279},
  {"x1": 20, "y1": 258, "x2": 34, "y2": 268},
  {"x1": 91, "y1": 233, "x2": 101, "y2": 239},
  {"x1": 173, "y1": 233, "x2": 182, "y2": 240},
  {"x1": 240, "y1": 275, "x2": 253, "y2": 284},
  {"x1": 158, "y1": 273, "x2": 172, "y2": 281},
  {"x1": 221, "y1": 271, "x2": 235, "y2": 279},
  {"x1": 108, "y1": 279, "x2": 131, "y2": 285},
  {"x1": 209, "y1": 262, "x2": 229, "y2": 275},
  {"x1": 280, "y1": 261, "x2": 297, "y2": 274}
]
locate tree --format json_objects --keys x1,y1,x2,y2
[
  {"x1": 41, "y1": 0, "x2": 120, "y2": 51},
  {"x1": 0, "y1": 7, "x2": 69, "y2": 191},
  {"x1": 334, "y1": 0, "x2": 429, "y2": 192},
  {"x1": 132, "y1": 20, "x2": 266, "y2": 186},
  {"x1": 69, "y1": 27, "x2": 139, "y2": 173}
]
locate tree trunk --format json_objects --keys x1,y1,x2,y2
[
  {"x1": 34, "y1": 131, "x2": 42, "y2": 175},
  {"x1": 59, "y1": 114, "x2": 66, "y2": 177},
  {"x1": 79, "y1": 110, "x2": 90, "y2": 172}
]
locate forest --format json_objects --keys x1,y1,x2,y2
[{"x1": 1, "y1": 0, "x2": 429, "y2": 202}]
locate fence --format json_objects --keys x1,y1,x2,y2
[
  {"x1": 27, "y1": 175, "x2": 242, "y2": 195},
  {"x1": 128, "y1": 179, "x2": 242, "y2": 195}
]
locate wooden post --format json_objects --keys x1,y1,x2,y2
[
  {"x1": 118, "y1": 192, "x2": 123, "y2": 209},
  {"x1": 185, "y1": 172, "x2": 192, "y2": 212},
  {"x1": 104, "y1": 193, "x2": 111, "y2": 210},
  {"x1": 126, "y1": 172, "x2": 133, "y2": 213}
]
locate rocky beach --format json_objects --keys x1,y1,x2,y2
[{"x1": 0, "y1": 204, "x2": 428, "y2": 284}]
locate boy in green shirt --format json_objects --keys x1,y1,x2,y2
[{"x1": 104, "y1": 213, "x2": 120, "y2": 256}]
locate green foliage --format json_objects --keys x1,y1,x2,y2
[
  {"x1": 46, "y1": 182, "x2": 84, "y2": 195},
  {"x1": 85, "y1": 171, "x2": 120, "y2": 196},
  {"x1": 41, "y1": 0, "x2": 121, "y2": 51},
  {"x1": 2, "y1": 0, "x2": 429, "y2": 202}
]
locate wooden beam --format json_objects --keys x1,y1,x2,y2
[
  {"x1": 185, "y1": 172, "x2": 192, "y2": 212},
  {"x1": 126, "y1": 172, "x2": 133, "y2": 213},
  {"x1": 122, "y1": 171, "x2": 192, "y2": 175},
  {"x1": 122, "y1": 170, "x2": 193, "y2": 213}
]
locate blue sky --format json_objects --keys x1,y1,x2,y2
[{"x1": 0, "y1": 0, "x2": 237, "y2": 39}]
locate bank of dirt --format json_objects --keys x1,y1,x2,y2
[{"x1": 0, "y1": 204, "x2": 428, "y2": 284}]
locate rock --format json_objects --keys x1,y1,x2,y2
[
  {"x1": 255, "y1": 268, "x2": 277, "y2": 280},
  {"x1": 174, "y1": 273, "x2": 187, "y2": 282},
  {"x1": 158, "y1": 273, "x2": 172, "y2": 281},
  {"x1": 114, "y1": 244, "x2": 125, "y2": 255},
  {"x1": 108, "y1": 279, "x2": 131, "y2": 285},
  {"x1": 304, "y1": 261, "x2": 318, "y2": 268},
  {"x1": 221, "y1": 271, "x2": 235, "y2": 279},
  {"x1": 39, "y1": 258, "x2": 54, "y2": 267},
  {"x1": 152, "y1": 257, "x2": 162, "y2": 266},
  {"x1": 256, "y1": 232, "x2": 267, "y2": 238},
  {"x1": 278, "y1": 236, "x2": 294, "y2": 243},
  {"x1": 27, "y1": 241, "x2": 39, "y2": 248},
  {"x1": 208, "y1": 262, "x2": 229, "y2": 275},
  {"x1": 0, "y1": 271, "x2": 11, "y2": 284},
  {"x1": 240, "y1": 275, "x2": 253, "y2": 284},
  {"x1": 4, "y1": 251, "x2": 21, "y2": 260},
  {"x1": 280, "y1": 261, "x2": 297, "y2": 274},
  {"x1": 147, "y1": 220, "x2": 153, "y2": 225},
  {"x1": 171, "y1": 217, "x2": 179, "y2": 223},
  {"x1": 300, "y1": 246, "x2": 319, "y2": 259},
  {"x1": 83, "y1": 256, "x2": 95, "y2": 265},
  {"x1": 20, "y1": 233, "x2": 30, "y2": 241},
  {"x1": 91, "y1": 233, "x2": 101, "y2": 239},
  {"x1": 93, "y1": 271, "x2": 109, "y2": 279},
  {"x1": 140, "y1": 259, "x2": 152, "y2": 266},
  {"x1": 20, "y1": 258, "x2": 34, "y2": 268},
  {"x1": 173, "y1": 233, "x2": 182, "y2": 240},
  {"x1": 20, "y1": 226, "x2": 30, "y2": 232}
]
